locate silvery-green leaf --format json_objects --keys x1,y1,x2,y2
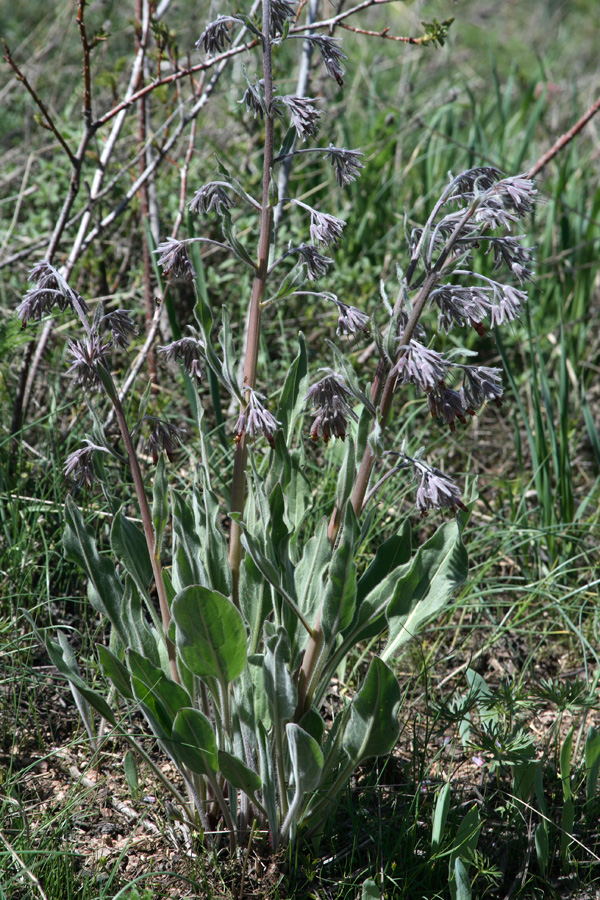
[
  {"x1": 263, "y1": 627, "x2": 297, "y2": 724},
  {"x1": 218, "y1": 749, "x2": 262, "y2": 798},
  {"x1": 172, "y1": 585, "x2": 246, "y2": 684},
  {"x1": 322, "y1": 503, "x2": 358, "y2": 643},
  {"x1": 294, "y1": 517, "x2": 330, "y2": 634},
  {"x1": 361, "y1": 879, "x2": 382, "y2": 900},
  {"x1": 172, "y1": 707, "x2": 218, "y2": 774},
  {"x1": 63, "y1": 497, "x2": 127, "y2": 646},
  {"x1": 287, "y1": 723, "x2": 323, "y2": 796},
  {"x1": 46, "y1": 633, "x2": 116, "y2": 727},
  {"x1": 97, "y1": 644, "x2": 133, "y2": 700},
  {"x1": 276, "y1": 333, "x2": 308, "y2": 444},
  {"x1": 171, "y1": 491, "x2": 208, "y2": 591},
  {"x1": 257, "y1": 721, "x2": 278, "y2": 844},
  {"x1": 123, "y1": 750, "x2": 139, "y2": 797},
  {"x1": 342, "y1": 657, "x2": 400, "y2": 766},
  {"x1": 335, "y1": 437, "x2": 355, "y2": 510},
  {"x1": 453, "y1": 858, "x2": 471, "y2": 900},
  {"x1": 431, "y1": 782, "x2": 451, "y2": 851},
  {"x1": 152, "y1": 452, "x2": 169, "y2": 551},
  {"x1": 382, "y1": 521, "x2": 467, "y2": 661},
  {"x1": 111, "y1": 511, "x2": 153, "y2": 604}
]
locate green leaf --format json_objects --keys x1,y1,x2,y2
[
  {"x1": 46, "y1": 633, "x2": 116, "y2": 726},
  {"x1": 263, "y1": 627, "x2": 297, "y2": 725},
  {"x1": 152, "y1": 452, "x2": 169, "y2": 551},
  {"x1": 285, "y1": 450, "x2": 312, "y2": 536},
  {"x1": 347, "y1": 521, "x2": 412, "y2": 642},
  {"x1": 171, "y1": 491, "x2": 208, "y2": 591},
  {"x1": 63, "y1": 497, "x2": 127, "y2": 646},
  {"x1": 382, "y1": 521, "x2": 468, "y2": 661},
  {"x1": 267, "y1": 264, "x2": 307, "y2": 306},
  {"x1": 111, "y1": 511, "x2": 153, "y2": 603},
  {"x1": 294, "y1": 518, "x2": 331, "y2": 637},
  {"x1": 127, "y1": 649, "x2": 190, "y2": 721},
  {"x1": 560, "y1": 725, "x2": 574, "y2": 802},
  {"x1": 172, "y1": 707, "x2": 218, "y2": 774},
  {"x1": 361, "y1": 879, "x2": 381, "y2": 900},
  {"x1": 356, "y1": 522, "x2": 412, "y2": 604},
  {"x1": 97, "y1": 644, "x2": 133, "y2": 700},
  {"x1": 199, "y1": 485, "x2": 232, "y2": 596},
  {"x1": 342, "y1": 657, "x2": 400, "y2": 766},
  {"x1": 172, "y1": 586, "x2": 246, "y2": 684},
  {"x1": 218, "y1": 749, "x2": 262, "y2": 798},
  {"x1": 276, "y1": 333, "x2": 308, "y2": 444},
  {"x1": 453, "y1": 858, "x2": 472, "y2": 900},
  {"x1": 535, "y1": 821, "x2": 549, "y2": 877},
  {"x1": 561, "y1": 796, "x2": 575, "y2": 860},
  {"x1": 449, "y1": 806, "x2": 480, "y2": 900},
  {"x1": 431, "y1": 782, "x2": 451, "y2": 852},
  {"x1": 335, "y1": 437, "x2": 355, "y2": 510},
  {"x1": 585, "y1": 726, "x2": 600, "y2": 810},
  {"x1": 287, "y1": 722, "x2": 324, "y2": 796},
  {"x1": 123, "y1": 750, "x2": 139, "y2": 797},
  {"x1": 322, "y1": 503, "x2": 358, "y2": 643},
  {"x1": 121, "y1": 576, "x2": 161, "y2": 666}
]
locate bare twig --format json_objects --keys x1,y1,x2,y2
[
  {"x1": 527, "y1": 94, "x2": 600, "y2": 179},
  {"x1": 2, "y1": 40, "x2": 77, "y2": 166}
]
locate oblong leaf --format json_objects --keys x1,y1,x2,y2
[
  {"x1": 342, "y1": 657, "x2": 400, "y2": 766},
  {"x1": 172, "y1": 707, "x2": 218, "y2": 774},
  {"x1": 218, "y1": 749, "x2": 262, "y2": 797},
  {"x1": 172, "y1": 585, "x2": 246, "y2": 684},
  {"x1": 382, "y1": 521, "x2": 468, "y2": 661}
]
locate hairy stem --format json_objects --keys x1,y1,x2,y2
[{"x1": 228, "y1": 0, "x2": 275, "y2": 606}]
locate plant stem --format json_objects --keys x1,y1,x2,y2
[
  {"x1": 228, "y1": 0, "x2": 275, "y2": 606},
  {"x1": 107, "y1": 378, "x2": 179, "y2": 683}
]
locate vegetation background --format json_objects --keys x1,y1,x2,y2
[{"x1": 1, "y1": 0, "x2": 599, "y2": 897}]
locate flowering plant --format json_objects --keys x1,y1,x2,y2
[{"x1": 18, "y1": 0, "x2": 534, "y2": 852}]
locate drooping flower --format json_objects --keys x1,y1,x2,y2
[
  {"x1": 309, "y1": 209, "x2": 346, "y2": 247},
  {"x1": 239, "y1": 80, "x2": 268, "y2": 119},
  {"x1": 393, "y1": 341, "x2": 450, "y2": 391},
  {"x1": 296, "y1": 243, "x2": 333, "y2": 280},
  {"x1": 64, "y1": 440, "x2": 107, "y2": 489},
  {"x1": 189, "y1": 182, "x2": 235, "y2": 216},
  {"x1": 306, "y1": 33, "x2": 346, "y2": 85},
  {"x1": 154, "y1": 238, "x2": 196, "y2": 281},
  {"x1": 158, "y1": 336, "x2": 205, "y2": 381},
  {"x1": 305, "y1": 373, "x2": 358, "y2": 443},
  {"x1": 17, "y1": 261, "x2": 88, "y2": 326},
  {"x1": 334, "y1": 301, "x2": 370, "y2": 337},
  {"x1": 278, "y1": 95, "x2": 321, "y2": 141},
  {"x1": 459, "y1": 365, "x2": 504, "y2": 410},
  {"x1": 270, "y1": 0, "x2": 297, "y2": 36},
  {"x1": 427, "y1": 385, "x2": 474, "y2": 432},
  {"x1": 234, "y1": 389, "x2": 280, "y2": 448},
  {"x1": 412, "y1": 460, "x2": 467, "y2": 516},
  {"x1": 102, "y1": 310, "x2": 138, "y2": 349},
  {"x1": 66, "y1": 335, "x2": 111, "y2": 390},
  {"x1": 197, "y1": 16, "x2": 234, "y2": 55},
  {"x1": 146, "y1": 419, "x2": 183, "y2": 464},
  {"x1": 324, "y1": 145, "x2": 365, "y2": 187}
]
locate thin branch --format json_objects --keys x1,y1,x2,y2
[
  {"x1": 2, "y1": 41, "x2": 77, "y2": 166},
  {"x1": 527, "y1": 94, "x2": 600, "y2": 179}
]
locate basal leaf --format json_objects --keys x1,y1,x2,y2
[
  {"x1": 382, "y1": 521, "x2": 468, "y2": 661},
  {"x1": 172, "y1": 585, "x2": 246, "y2": 684},
  {"x1": 342, "y1": 657, "x2": 400, "y2": 766},
  {"x1": 172, "y1": 707, "x2": 219, "y2": 774}
]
